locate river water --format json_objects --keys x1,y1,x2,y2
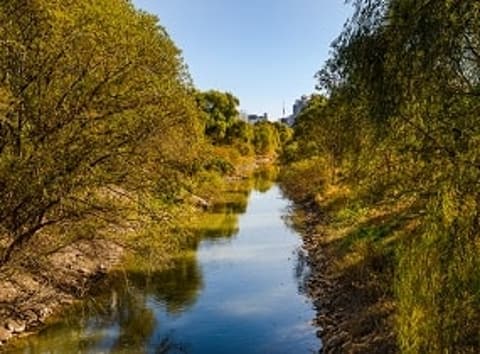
[{"x1": 10, "y1": 184, "x2": 320, "y2": 354}]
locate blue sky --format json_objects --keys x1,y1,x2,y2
[{"x1": 132, "y1": 0, "x2": 352, "y2": 120}]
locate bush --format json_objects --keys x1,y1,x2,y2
[{"x1": 279, "y1": 157, "x2": 328, "y2": 202}]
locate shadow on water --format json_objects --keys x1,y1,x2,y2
[
  {"x1": 121, "y1": 256, "x2": 204, "y2": 315},
  {"x1": 10, "y1": 172, "x2": 254, "y2": 353},
  {"x1": 209, "y1": 200, "x2": 248, "y2": 214}
]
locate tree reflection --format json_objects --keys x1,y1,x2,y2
[
  {"x1": 253, "y1": 165, "x2": 278, "y2": 193},
  {"x1": 126, "y1": 255, "x2": 203, "y2": 314},
  {"x1": 192, "y1": 212, "x2": 240, "y2": 240},
  {"x1": 12, "y1": 287, "x2": 187, "y2": 354}
]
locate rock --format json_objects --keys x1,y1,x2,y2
[
  {"x1": 98, "y1": 263, "x2": 107, "y2": 272},
  {"x1": 24, "y1": 310, "x2": 38, "y2": 323},
  {"x1": 0, "y1": 327, "x2": 12, "y2": 342},
  {"x1": 78, "y1": 268, "x2": 89, "y2": 275},
  {"x1": 316, "y1": 327, "x2": 325, "y2": 337},
  {"x1": 327, "y1": 334, "x2": 345, "y2": 349},
  {"x1": 38, "y1": 307, "x2": 52, "y2": 322},
  {"x1": 319, "y1": 307, "x2": 330, "y2": 315},
  {"x1": 190, "y1": 195, "x2": 210, "y2": 210},
  {"x1": 6, "y1": 319, "x2": 26, "y2": 333},
  {"x1": 341, "y1": 340, "x2": 353, "y2": 351},
  {"x1": 60, "y1": 298, "x2": 74, "y2": 306}
]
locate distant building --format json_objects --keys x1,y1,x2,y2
[
  {"x1": 280, "y1": 95, "x2": 310, "y2": 126},
  {"x1": 239, "y1": 110, "x2": 249, "y2": 122},
  {"x1": 247, "y1": 113, "x2": 268, "y2": 124},
  {"x1": 293, "y1": 95, "x2": 309, "y2": 116},
  {"x1": 280, "y1": 116, "x2": 294, "y2": 126}
]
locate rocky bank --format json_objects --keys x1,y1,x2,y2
[
  {"x1": 297, "y1": 203, "x2": 397, "y2": 354},
  {"x1": 0, "y1": 238, "x2": 123, "y2": 348}
]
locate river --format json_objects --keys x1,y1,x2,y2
[{"x1": 10, "y1": 183, "x2": 320, "y2": 354}]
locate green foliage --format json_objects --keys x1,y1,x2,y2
[
  {"x1": 203, "y1": 157, "x2": 235, "y2": 175},
  {"x1": 225, "y1": 119, "x2": 255, "y2": 155},
  {"x1": 253, "y1": 121, "x2": 280, "y2": 155},
  {"x1": 0, "y1": 0, "x2": 202, "y2": 264},
  {"x1": 196, "y1": 90, "x2": 240, "y2": 142},
  {"x1": 195, "y1": 88, "x2": 292, "y2": 158},
  {"x1": 279, "y1": 157, "x2": 328, "y2": 201},
  {"x1": 396, "y1": 190, "x2": 480, "y2": 353},
  {"x1": 283, "y1": 0, "x2": 480, "y2": 351},
  {"x1": 273, "y1": 121, "x2": 293, "y2": 146}
]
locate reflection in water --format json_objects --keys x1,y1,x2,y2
[
  {"x1": 191, "y1": 212, "x2": 239, "y2": 239},
  {"x1": 11, "y1": 175, "x2": 319, "y2": 354},
  {"x1": 210, "y1": 200, "x2": 248, "y2": 214},
  {"x1": 13, "y1": 284, "x2": 189, "y2": 354},
  {"x1": 125, "y1": 255, "x2": 203, "y2": 314},
  {"x1": 253, "y1": 166, "x2": 277, "y2": 193},
  {"x1": 292, "y1": 248, "x2": 311, "y2": 295}
]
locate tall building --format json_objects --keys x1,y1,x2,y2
[
  {"x1": 293, "y1": 95, "x2": 309, "y2": 116},
  {"x1": 280, "y1": 95, "x2": 310, "y2": 126}
]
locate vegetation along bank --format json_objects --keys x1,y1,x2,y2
[{"x1": 280, "y1": 0, "x2": 480, "y2": 353}]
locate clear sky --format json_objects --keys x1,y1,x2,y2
[{"x1": 132, "y1": 0, "x2": 352, "y2": 120}]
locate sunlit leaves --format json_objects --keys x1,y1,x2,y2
[
  {"x1": 0, "y1": 0, "x2": 201, "y2": 262},
  {"x1": 289, "y1": 0, "x2": 480, "y2": 351}
]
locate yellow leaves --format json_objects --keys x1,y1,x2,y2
[
  {"x1": 0, "y1": 0, "x2": 205, "y2": 264},
  {"x1": 0, "y1": 87, "x2": 14, "y2": 117}
]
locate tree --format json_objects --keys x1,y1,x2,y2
[
  {"x1": 0, "y1": 0, "x2": 202, "y2": 264},
  {"x1": 285, "y1": 0, "x2": 480, "y2": 351},
  {"x1": 196, "y1": 90, "x2": 240, "y2": 142},
  {"x1": 253, "y1": 122, "x2": 280, "y2": 156}
]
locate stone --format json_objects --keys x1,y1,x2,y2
[
  {"x1": 98, "y1": 263, "x2": 107, "y2": 271},
  {"x1": 190, "y1": 195, "x2": 210, "y2": 210},
  {"x1": 316, "y1": 327, "x2": 325, "y2": 337},
  {"x1": 78, "y1": 268, "x2": 89, "y2": 275},
  {"x1": 6, "y1": 319, "x2": 26, "y2": 333},
  {"x1": 24, "y1": 310, "x2": 39, "y2": 323},
  {"x1": 328, "y1": 334, "x2": 345, "y2": 349},
  {"x1": 38, "y1": 307, "x2": 52, "y2": 322},
  {"x1": 0, "y1": 327, "x2": 12, "y2": 342}
]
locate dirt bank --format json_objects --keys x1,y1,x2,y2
[
  {"x1": 0, "y1": 238, "x2": 123, "y2": 348},
  {"x1": 295, "y1": 202, "x2": 397, "y2": 354}
]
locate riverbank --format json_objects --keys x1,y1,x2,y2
[
  {"x1": 0, "y1": 156, "x2": 273, "y2": 349},
  {"x1": 292, "y1": 201, "x2": 397, "y2": 353},
  {"x1": 0, "y1": 238, "x2": 124, "y2": 346}
]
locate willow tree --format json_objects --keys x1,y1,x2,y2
[
  {"x1": 0, "y1": 0, "x2": 202, "y2": 264},
  {"x1": 310, "y1": 0, "x2": 480, "y2": 351}
]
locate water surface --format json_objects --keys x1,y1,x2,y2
[{"x1": 11, "y1": 184, "x2": 319, "y2": 354}]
